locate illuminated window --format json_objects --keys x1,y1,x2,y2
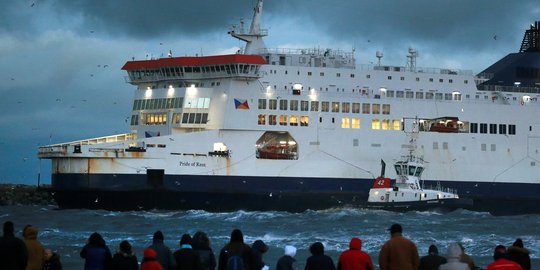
[
  {"x1": 290, "y1": 115, "x2": 299, "y2": 126},
  {"x1": 382, "y1": 104, "x2": 390, "y2": 114},
  {"x1": 279, "y1": 115, "x2": 288, "y2": 126},
  {"x1": 341, "y1": 117, "x2": 350, "y2": 128},
  {"x1": 382, "y1": 119, "x2": 390, "y2": 130},
  {"x1": 352, "y1": 118, "x2": 360, "y2": 129},
  {"x1": 300, "y1": 116, "x2": 309, "y2": 126},
  {"x1": 332, "y1": 102, "x2": 340, "y2": 112},
  {"x1": 372, "y1": 104, "x2": 380, "y2": 114},
  {"x1": 372, "y1": 119, "x2": 381, "y2": 130},
  {"x1": 392, "y1": 120, "x2": 401, "y2": 130},
  {"x1": 269, "y1": 115, "x2": 277, "y2": 125},
  {"x1": 258, "y1": 114, "x2": 266, "y2": 125}
]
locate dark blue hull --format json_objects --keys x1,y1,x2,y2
[{"x1": 50, "y1": 173, "x2": 540, "y2": 215}]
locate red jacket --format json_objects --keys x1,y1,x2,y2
[
  {"x1": 338, "y1": 238, "x2": 375, "y2": 270},
  {"x1": 141, "y1": 248, "x2": 164, "y2": 270},
  {"x1": 487, "y1": 258, "x2": 523, "y2": 270}
]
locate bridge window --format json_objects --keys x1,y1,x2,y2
[
  {"x1": 310, "y1": 101, "x2": 319, "y2": 112},
  {"x1": 352, "y1": 103, "x2": 360, "y2": 113}
]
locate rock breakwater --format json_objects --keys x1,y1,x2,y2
[{"x1": 0, "y1": 184, "x2": 56, "y2": 206}]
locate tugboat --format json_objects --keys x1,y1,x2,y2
[{"x1": 367, "y1": 120, "x2": 473, "y2": 212}]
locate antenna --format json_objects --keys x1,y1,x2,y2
[
  {"x1": 376, "y1": 51, "x2": 383, "y2": 66},
  {"x1": 406, "y1": 47, "x2": 418, "y2": 72}
]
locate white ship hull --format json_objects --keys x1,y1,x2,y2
[{"x1": 38, "y1": 1, "x2": 540, "y2": 215}]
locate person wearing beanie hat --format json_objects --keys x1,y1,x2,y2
[
  {"x1": 438, "y1": 243, "x2": 469, "y2": 270},
  {"x1": 378, "y1": 223, "x2": 419, "y2": 270},
  {"x1": 141, "y1": 248, "x2": 164, "y2": 270},
  {"x1": 486, "y1": 245, "x2": 522, "y2": 270},
  {"x1": 507, "y1": 238, "x2": 531, "y2": 270},
  {"x1": 0, "y1": 221, "x2": 28, "y2": 270},
  {"x1": 174, "y1": 234, "x2": 203, "y2": 270},
  {"x1": 112, "y1": 240, "x2": 138, "y2": 270},
  {"x1": 418, "y1": 244, "x2": 447, "y2": 270},
  {"x1": 276, "y1": 245, "x2": 296, "y2": 270},
  {"x1": 337, "y1": 237, "x2": 374, "y2": 270},
  {"x1": 148, "y1": 230, "x2": 176, "y2": 270},
  {"x1": 305, "y1": 242, "x2": 336, "y2": 270}
]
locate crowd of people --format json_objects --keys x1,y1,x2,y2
[{"x1": 0, "y1": 221, "x2": 532, "y2": 270}]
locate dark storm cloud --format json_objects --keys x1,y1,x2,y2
[{"x1": 14, "y1": 0, "x2": 537, "y2": 49}]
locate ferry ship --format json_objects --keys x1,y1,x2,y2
[{"x1": 38, "y1": 0, "x2": 540, "y2": 215}]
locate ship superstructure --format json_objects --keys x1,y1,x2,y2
[{"x1": 38, "y1": 0, "x2": 540, "y2": 215}]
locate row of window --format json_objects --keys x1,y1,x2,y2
[
  {"x1": 470, "y1": 123, "x2": 516, "y2": 135},
  {"x1": 131, "y1": 112, "x2": 210, "y2": 126},
  {"x1": 133, "y1": 97, "x2": 211, "y2": 111},
  {"x1": 129, "y1": 64, "x2": 261, "y2": 80},
  {"x1": 267, "y1": 69, "x2": 469, "y2": 84},
  {"x1": 258, "y1": 99, "x2": 391, "y2": 114},
  {"x1": 257, "y1": 114, "x2": 401, "y2": 130}
]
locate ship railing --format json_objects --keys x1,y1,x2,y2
[
  {"x1": 259, "y1": 47, "x2": 355, "y2": 59},
  {"x1": 38, "y1": 133, "x2": 137, "y2": 151},
  {"x1": 477, "y1": 84, "x2": 540, "y2": 94},
  {"x1": 423, "y1": 183, "x2": 458, "y2": 195},
  {"x1": 354, "y1": 64, "x2": 473, "y2": 76}
]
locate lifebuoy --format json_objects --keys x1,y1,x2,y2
[
  {"x1": 380, "y1": 196, "x2": 384, "y2": 201},
  {"x1": 521, "y1": 100, "x2": 525, "y2": 105}
]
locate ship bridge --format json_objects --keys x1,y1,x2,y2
[{"x1": 122, "y1": 54, "x2": 267, "y2": 85}]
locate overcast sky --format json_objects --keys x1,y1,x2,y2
[{"x1": 1, "y1": 0, "x2": 538, "y2": 185}]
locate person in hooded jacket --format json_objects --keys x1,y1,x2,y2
[
  {"x1": 23, "y1": 225, "x2": 45, "y2": 270},
  {"x1": 486, "y1": 245, "x2": 522, "y2": 270},
  {"x1": 192, "y1": 231, "x2": 216, "y2": 270},
  {"x1": 141, "y1": 248, "x2": 164, "y2": 270},
  {"x1": 148, "y1": 231, "x2": 176, "y2": 270},
  {"x1": 173, "y1": 234, "x2": 202, "y2": 270},
  {"x1": 418, "y1": 244, "x2": 447, "y2": 270},
  {"x1": 218, "y1": 229, "x2": 252, "y2": 270},
  {"x1": 0, "y1": 221, "x2": 28, "y2": 270},
  {"x1": 507, "y1": 239, "x2": 530, "y2": 270},
  {"x1": 250, "y1": 240, "x2": 269, "y2": 270},
  {"x1": 111, "y1": 240, "x2": 138, "y2": 270},
  {"x1": 276, "y1": 245, "x2": 296, "y2": 270},
  {"x1": 337, "y1": 237, "x2": 374, "y2": 270},
  {"x1": 42, "y1": 249, "x2": 63, "y2": 270},
  {"x1": 305, "y1": 242, "x2": 336, "y2": 270},
  {"x1": 438, "y1": 243, "x2": 470, "y2": 270},
  {"x1": 80, "y1": 232, "x2": 112, "y2": 270}
]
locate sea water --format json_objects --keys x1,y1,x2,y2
[{"x1": 0, "y1": 205, "x2": 538, "y2": 270}]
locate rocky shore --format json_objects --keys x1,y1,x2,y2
[{"x1": 0, "y1": 184, "x2": 56, "y2": 206}]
